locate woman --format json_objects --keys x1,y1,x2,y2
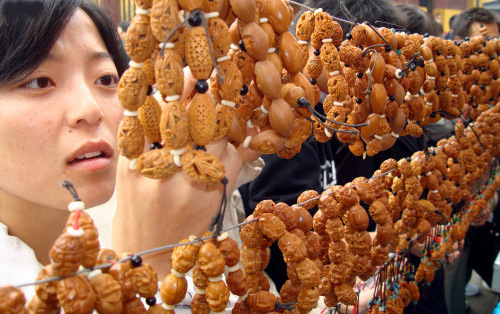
[{"x1": 0, "y1": 0, "x2": 250, "y2": 300}]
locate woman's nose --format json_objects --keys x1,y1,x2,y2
[{"x1": 66, "y1": 84, "x2": 104, "y2": 128}]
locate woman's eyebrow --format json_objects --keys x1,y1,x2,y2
[
  {"x1": 45, "y1": 51, "x2": 113, "y2": 63},
  {"x1": 90, "y1": 51, "x2": 114, "y2": 62}
]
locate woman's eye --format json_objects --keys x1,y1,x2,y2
[
  {"x1": 22, "y1": 77, "x2": 53, "y2": 89},
  {"x1": 96, "y1": 75, "x2": 119, "y2": 87}
]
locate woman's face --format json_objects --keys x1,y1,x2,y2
[{"x1": 0, "y1": 9, "x2": 122, "y2": 210}]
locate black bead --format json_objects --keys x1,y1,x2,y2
[
  {"x1": 464, "y1": 36, "x2": 470, "y2": 41},
  {"x1": 453, "y1": 158, "x2": 458, "y2": 163},
  {"x1": 357, "y1": 72, "x2": 364, "y2": 78},
  {"x1": 430, "y1": 112, "x2": 436, "y2": 118},
  {"x1": 194, "y1": 145, "x2": 207, "y2": 151},
  {"x1": 146, "y1": 297, "x2": 156, "y2": 306},
  {"x1": 392, "y1": 191, "x2": 397, "y2": 196},
  {"x1": 478, "y1": 49, "x2": 482, "y2": 54},
  {"x1": 442, "y1": 174, "x2": 447, "y2": 180},
  {"x1": 314, "y1": 49, "x2": 321, "y2": 56},
  {"x1": 195, "y1": 80, "x2": 209, "y2": 93},
  {"x1": 240, "y1": 85, "x2": 249, "y2": 95},
  {"x1": 238, "y1": 39, "x2": 246, "y2": 52},
  {"x1": 436, "y1": 50, "x2": 441, "y2": 55},
  {"x1": 446, "y1": 198, "x2": 452, "y2": 203},
  {"x1": 410, "y1": 64, "x2": 417, "y2": 71},
  {"x1": 406, "y1": 157, "x2": 411, "y2": 162},
  {"x1": 419, "y1": 59, "x2": 425, "y2": 67},
  {"x1": 473, "y1": 104, "x2": 478, "y2": 108},
  {"x1": 297, "y1": 97, "x2": 310, "y2": 107},
  {"x1": 490, "y1": 97, "x2": 495, "y2": 101},
  {"x1": 344, "y1": 64, "x2": 350, "y2": 67},
  {"x1": 481, "y1": 67, "x2": 487, "y2": 72},
  {"x1": 310, "y1": 78, "x2": 317, "y2": 85},
  {"x1": 481, "y1": 85, "x2": 486, "y2": 90},
  {"x1": 455, "y1": 181, "x2": 461, "y2": 187},
  {"x1": 187, "y1": 10, "x2": 203, "y2": 26},
  {"x1": 424, "y1": 33, "x2": 430, "y2": 38},
  {"x1": 389, "y1": 95, "x2": 395, "y2": 101},
  {"x1": 470, "y1": 96, "x2": 474, "y2": 102},
  {"x1": 431, "y1": 150, "x2": 436, "y2": 156},
  {"x1": 474, "y1": 66, "x2": 478, "y2": 69},
  {"x1": 463, "y1": 70, "x2": 468, "y2": 74},
  {"x1": 441, "y1": 71, "x2": 446, "y2": 76},
  {"x1": 494, "y1": 75, "x2": 499, "y2": 80},
  {"x1": 150, "y1": 142, "x2": 162, "y2": 150},
  {"x1": 358, "y1": 45, "x2": 364, "y2": 50},
  {"x1": 356, "y1": 98, "x2": 363, "y2": 104},
  {"x1": 131, "y1": 255, "x2": 142, "y2": 267},
  {"x1": 436, "y1": 91, "x2": 441, "y2": 95},
  {"x1": 346, "y1": 33, "x2": 352, "y2": 39},
  {"x1": 385, "y1": 45, "x2": 392, "y2": 52}
]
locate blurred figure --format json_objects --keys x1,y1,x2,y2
[
  {"x1": 396, "y1": 4, "x2": 443, "y2": 36},
  {"x1": 303, "y1": 0, "x2": 406, "y2": 36},
  {"x1": 117, "y1": 20, "x2": 130, "y2": 41},
  {"x1": 117, "y1": 20, "x2": 130, "y2": 69},
  {"x1": 451, "y1": 7, "x2": 499, "y2": 39}
]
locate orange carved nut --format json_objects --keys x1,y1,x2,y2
[
  {"x1": 125, "y1": 14, "x2": 156, "y2": 63},
  {"x1": 89, "y1": 273, "x2": 124, "y2": 314},
  {"x1": 191, "y1": 293, "x2": 211, "y2": 314},
  {"x1": 138, "y1": 96, "x2": 162, "y2": 144},
  {"x1": 246, "y1": 291, "x2": 277, "y2": 313},
  {"x1": 136, "y1": 148, "x2": 179, "y2": 179},
  {"x1": 159, "y1": 100, "x2": 190, "y2": 150},
  {"x1": 296, "y1": 11, "x2": 315, "y2": 41},
  {"x1": 186, "y1": 26, "x2": 214, "y2": 80},
  {"x1": 49, "y1": 233, "x2": 84, "y2": 277},
  {"x1": 207, "y1": 17, "x2": 231, "y2": 59},
  {"x1": 297, "y1": 190, "x2": 320, "y2": 210},
  {"x1": 160, "y1": 273, "x2": 188, "y2": 306},
  {"x1": 198, "y1": 242, "x2": 226, "y2": 277},
  {"x1": 117, "y1": 116, "x2": 145, "y2": 159},
  {"x1": 259, "y1": 213, "x2": 286, "y2": 240},
  {"x1": 118, "y1": 66, "x2": 148, "y2": 111},
  {"x1": 56, "y1": 275, "x2": 95, "y2": 314},
  {"x1": 182, "y1": 150, "x2": 225, "y2": 184},
  {"x1": 172, "y1": 238, "x2": 200, "y2": 273},
  {"x1": 188, "y1": 93, "x2": 217, "y2": 146},
  {"x1": 217, "y1": 235, "x2": 240, "y2": 267},
  {"x1": 0, "y1": 286, "x2": 27, "y2": 314},
  {"x1": 150, "y1": 0, "x2": 181, "y2": 42},
  {"x1": 155, "y1": 49, "x2": 184, "y2": 98},
  {"x1": 226, "y1": 268, "x2": 248, "y2": 296},
  {"x1": 206, "y1": 280, "x2": 230, "y2": 312}
]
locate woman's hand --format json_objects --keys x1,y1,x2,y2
[
  {"x1": 112, "y1": 68, "x2": 257, "y2": 277},
  {"x1": 113, "y1": 138, "x2": 243, "y2": 277}
]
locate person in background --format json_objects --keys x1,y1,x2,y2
[
  {"x1": 117, "y1": 20, "x2": 131, "y2": 69},
  {"x1": 451, "y1": 7, "x2": 499, "y2": 39}
]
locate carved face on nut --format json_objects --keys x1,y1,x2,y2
[
  {"x1": 0, "y1": 286, "x2": 27, "y2": 314},
  {"x1": 57, "y1": 275, "x2": 95, "y2": 314},
  {"x1": 132, "y1": 264, "x2": 158, "y2": 298},
  {"x1": 326, "y1": 218, "x2": 344, "y2": 241},
  {"x1": 91, "y1": 273, "x2": 123, "y2": 314},
  {"x1": 49, "y1": 233, "x2": 84, "y2": 276},
  {"x1": 198, "y1": 242, "x2": 225, "y2": 277}
]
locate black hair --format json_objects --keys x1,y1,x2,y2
[
  {"x1": 396, "y1": 4, "x2": 442, "y2": 36},
  {"x1": 302, "y1": 0, "x2": 406, "y2": 38},
  {"x1": 0, "y1": 0, "x2": 124, "y2": 87},
  {"x1": 451, "y1": 7, "x2": 498, "y2": 39}
]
